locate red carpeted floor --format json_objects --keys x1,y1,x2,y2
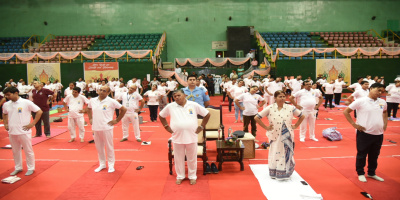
[{"x1": 0, "y1": 94, "x2": 399, "y2": 200}]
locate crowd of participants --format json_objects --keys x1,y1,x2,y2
[{"x1": 0, "y1": 71, "x2": 399, "y2": 184}]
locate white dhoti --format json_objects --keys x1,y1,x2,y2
[
  {"x1": 93, "y1": 129, "x2": 115, "y2": 168},
  {"x1": 121, "y1": 112, "x2": 141, "y2": 140},
  {"x1": 173, "y1": 142, "x2": 197, "y2": 180},
  {"x1": 9, "y1": 134, "x2": 35, "y2": 171},
  {"x1": 68, "y1": 116, "x2": 85, "y2": 139},
  {"x1": 299, "y1": 110, "x2": 317, "y2": 140}
]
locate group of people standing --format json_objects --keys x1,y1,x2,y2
[{"x1": 1, "y1": 71, "x2": 398, "y2": 185}]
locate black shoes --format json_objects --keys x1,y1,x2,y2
[
  {"x1": 205, "y1": 162, "x2": 219, "y2": 174},
  {"x1": 211, "y1": 163, "x2": 219, "y2": 174},
  {"x1": 205, "y1": 163, "x2": 212, "y2": 174}
]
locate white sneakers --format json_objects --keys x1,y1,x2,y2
[
  {"x1": 108, "y1": 167, "x2": 115, "y2": 173},
  {"x1": 358, "y1": 175, "x2": 367, "y2": 182},
  {"x1": 367, "y1": 175, "x2": 384, "y2": 182},
  {"x1": 94, "y1": 166, "x2": 106, "y2": 173},
  {"x1": 299, "y1": 138, "x2": 318, "y2": 142},
  {"x1": 359, "y1": 175, "x2": 385, "y2": 182}
]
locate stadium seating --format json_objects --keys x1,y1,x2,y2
[{"x1": 0, "y1": 37, "x2": 30, "y2": 53}]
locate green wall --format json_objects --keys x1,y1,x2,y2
[
  {"x1": 0, "y1": 62, "x2": 153, "y2": 93},
  {"x1": 275, "y1": 59, "x2": 400, "y2": 84},
  {"x1": 0, "y1": 0, "x2": 399, "y2": 61}
]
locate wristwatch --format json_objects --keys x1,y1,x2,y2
[
  {"x1": 199, "y1": 125, "x2": 204, "y2": 130},
  {"x1": 164, "y1": 124, "x2": 169, "y2": 128}
]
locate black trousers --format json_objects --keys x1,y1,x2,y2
[
  {"x1": 115, "y1": 109, "x2": 120, "y2": 118},
  {"x1": 387, "y1": 102, "x2": 399, "y2": 118},
  {"x1": 243, "y1": 115, "x2": 257, "y2": 136},
  {"x1": 324, "y1": 94, "x2": 333, "y2": 108},
  {"x1": 334, "y1": 93, "x2": 342, "y2": 105},
  {"x1": 32, "y1": 111, "x2": 50, "y2": 136},
  {"x1": 222, "y1": 91, "x2": 227, "y2": 102},
  {"x1": 57, "y1": 91, "x2": 62, "y2": 102},
  {"x1": 167, "y1": 92, "x2": 174, "y2": 103},
  {"x1": 148, "y1": 105, "x2": 159, "y2": 121},
  {"x1": 207, "y1": 86, "x2": 214, "y2": 96},
  {"x1": 356, "y1": 130, "x2": 383, "y2": 176},
  {"x1": 228, "y1": 96, "x2": 233, "y2": 112}
]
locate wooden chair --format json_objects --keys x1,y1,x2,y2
[
  {"x1": 202, "y1": 105, "x2": 225, "y2": 141},
  {"x1": 168, "y1": 128, "x2": 208, "y2": 175}
]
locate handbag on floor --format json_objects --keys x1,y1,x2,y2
[{"x1": 322, "y1": 127, "x2": 342, "y2": 141}]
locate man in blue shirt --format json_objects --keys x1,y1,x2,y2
[{"x1": 182, "y1": 75, "x2": 210, "y2": 107}]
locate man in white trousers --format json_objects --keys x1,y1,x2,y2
[
  {"x1": 118, "y1": 85, "x2": 145, "y2": 142},
  {"x1": 88, "y1": 85, "x2": 127, "y2": 173},
  {"x1": 290, "y1": 81, "x2": 323, "y2": 142},
  {"x1": 63, "y1": 87, "x2": 89, "y2": 143},
  {"x1": 159, "y1": 89, "x2": 210, "y2": 185},
  {"x1": 2, "y1": 86, "x2": 43, "y2": 176}
]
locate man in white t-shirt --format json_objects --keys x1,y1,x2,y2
[
  {"x1": 226, "y1": 78, "x2": 236, "y2": 112},
  {"x1": 3, "y1": 86, "x2": 43, "y2": 176},
  {"x1": 363, "y1": 75, "x2": 375, "y2": 87},
  {"x1": 118, "y1": 85, "x2": 145, "y2": 142},
  {"x1": 346, "y1": 81, "x2": 369, "y2": 118},
  {"x1": 322, "y1": 80, "x2": 335, "y2": 109},
  {"x1": 87, "y1": 85, "x2": 127, "y2": 173},
  {"x1": 290, "y1": 81, "x2": 323, "y2": 142},
  {"x1": 333, "y1": 77, "x2": 347, "y2": 106},
  {"x1": 150, "y1": 77, "x2": 160, "y2": 87},
  {"x1": 166, "y1": 77, "x2": 179, "y2": 103},
  {"x1": 287, "y1": 75, "x2": 303, "y2": 99},
  {"x1": 244, "y1": 75, "x2": 253, "y2": 89},
  {"x1": 159, "y1": 89, "x2": 210, "y2": 185},
  {"x1": 114, "y1": 82, "x2": 128, "y2": 118},
  {"x1": 63, "y1": 87, "x2": 89, "y2": 143},
  {"x1": 235, "y1": 86, "x2": 265, "y2": 138},
  {"x1": 127, "y1": 78, "x2": 143, "y2": 95},
  {"x1": 347, "y1": 77, "x2": 364, "y2": 92},
  {"x1": 343, "y1": 83, "x2": 387, "y2": 183}
]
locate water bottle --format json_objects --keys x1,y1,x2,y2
[
  {"x1": 228, "y1": 127, "x2": 232, "y2": 137},
  {"x1": 218, "y1": 127, "x2": 221, "y2": 140}
]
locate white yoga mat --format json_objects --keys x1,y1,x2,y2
[{"x1": 250, "y1": 164, "x2": 323, "y2": 200}]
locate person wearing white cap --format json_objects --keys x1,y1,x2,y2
[
  {"x1": 87, "y1": 85, "x2": 127, "y2": 173},
  {"x1": 2, "y1": 86, "x2": 43, "y2": 176}
]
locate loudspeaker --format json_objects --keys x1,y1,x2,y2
[{"x1": 227, "y1": 26, "x2": 251, "y2": 57}]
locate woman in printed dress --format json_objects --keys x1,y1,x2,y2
[{"x1": 255, "y1": 90, "x2": 305, "y2": 180}]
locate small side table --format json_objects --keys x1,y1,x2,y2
[
  {"x1": 237, "y1": 133, "x2": 255, "y2": 159},
  {"x1": 216, "y1": 140, "x2": 245, "y2": 171}
]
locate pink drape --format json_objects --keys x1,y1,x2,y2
[
  {"x1": 105, "y1": 51, "x2": 126, "y2": 59},
  {"x1": 59, "y1": 52, "x2": 80, "y2": 60},
  {"x1": 157, "y1": 68, "x2": 188, "y2": 87},
  {"x1": 126, "y1": 50, "x2": 151, "y2": 58},
  {"x1": 175, "y1": 57, "x2": 250, "y2": 67},
  {"x1": 15, "y1": 53, "x2": 36, "y2": 61},
  {"x1": 37, "y1": 52, "x2": 58, "y2": 60},
  {"x1": 381, "y1": 47, "x2": 400, "y2": 56},
  {"x1": 80, "y1": 51, "x2": 104, "y2": 59},
  {"x1": 0, "y1": 53, "x2": 15, "y2": 61}
]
